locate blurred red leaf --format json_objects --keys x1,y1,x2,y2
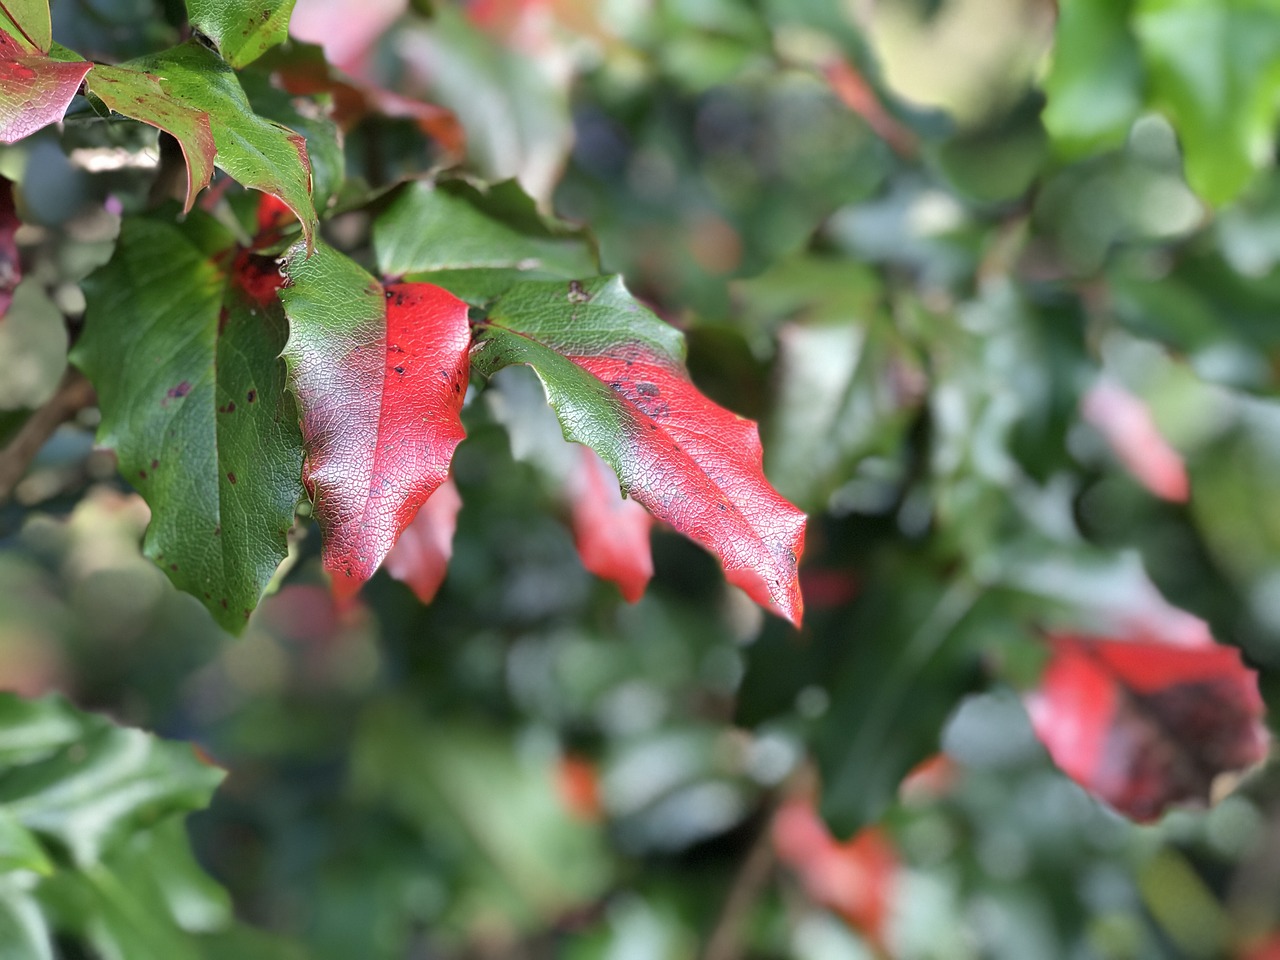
[
  {"x1": 0, "y1": 33, "x2": 91, "y2": 144},
  {"x1": 1027, "y1": 630, "x2": 1268, "y2": 821},
  {"x1": 384, "y1": 476, "x2": 463, "y2": 604},
  {"x1": 773, "y1": 797, "x2": 897, "y2": 946},
  {"x1": 1082, "y1": 380, "x2": 1189, "y2": 502},
  {"x1": 566, "y1": 446, "x2": 654, "y2": 603},
  {"x1": 0, "y1": 175, "x2": 18, "y2": 317},
  {"x1": 556, "y1": 754, "x2": 602, "y2": 821}
]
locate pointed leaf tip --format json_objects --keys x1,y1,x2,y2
[{"x1": 473, "y1": 275, "x2": 806, "y2": 625}]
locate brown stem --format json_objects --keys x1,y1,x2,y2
[
  {"x1": 701, "y1": 803, "x2": 781, "y2": 960},
  {"x1": 0, "y1": 368, "x2": 96, "y2": 503}
]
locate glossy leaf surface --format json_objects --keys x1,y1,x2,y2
[
  {"x1": 0, "y1": 692, "x2": 223, "y2": 866},
  {"x1": 123, "y1": 41, "x2": 316, "y2": 246},
  {"x1": 187, "y1": 0, "x2": 296, "y2": 68},
  {"x1": 83, "y1": 64, "x2": 216, "y2": 212},
  {"x1": 1027, "y1": 631, "x2": 1269, "y2": 820},
  {"x1": 473, "y1": 275, "x2": 805, "y2": 624},
  {"x1": 71, "y1": 213, "x2": 304, "y2": 632},
  {"x1": 0, "y1": 32, "x2": 90, "y2": 144},
  {"x1": 0, "y1": 0, "x2": 50, "y2": 52},
  {"x1": 280, "y1": 241, "x2": 470, "y2": 596}
]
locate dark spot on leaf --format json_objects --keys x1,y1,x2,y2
[
  {"x1": 170, "y1": 563, "x2": 178, "y2": 571},
  {"x1": 247, "y1": 389, "x2": 257, "y2": 403},
  {"x1": 394, "y1": 365, "x2": 405, "y2": 374},
  {"x1": 138, "y1": 469, "x2": 147, "y2": 479},
  {"x1": 227, "y1": 472, "x2": 237, "y2": 484},
  {"x1": 204, "y1": 592, "x2": 211, "y2": 599},
  {"x1": 166, "y1": 381, "x2": 192, "y2": 400},
  {"x1": 716, "y1": 502, "x2": 727, "y2": 511},
  {"x1": 226, "y1": 401, "x2": 236, "y2": 413},
  {"x1": 220, "y1": 598, "x2": 228, "y2": 609},
  {"x1": 637, "y1": 382, "x2": 660, "y2": 397},
  {"x1": 568, "y1": 280, "x2": 592, "y2": 303},
  {"x1": 150, "y1": 459, "x2": 159, "y2": 469}
]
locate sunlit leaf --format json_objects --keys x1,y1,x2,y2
[
  {"x1": 187, "y1": 0, "x2": 297, "y2": 68},
  {"x1": 0, "y1": 32, "x2": 90, "y2": 144},
  {"x1": 279, "y1": 241, "x2": 470, "y2": 597}
]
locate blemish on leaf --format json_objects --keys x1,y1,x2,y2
[
  {"x1": 166, "y1": 380, "x2": 192, "y2": 401},
  {"x1": 394, "y1": 365, "x2": 405, "y2": 374},
  {"x1": 227, "y1": 472, "x2": 237, "y2": 484},
  {"x1": 568, "y1": 280, "x2": 592, "y2": 304},
  {"x1": 636, "y1": 382, "x2": 660, "y2": 397},
  {"x1": 247, "y1": 389, "x2": 257, "y2": 403},
  {"x1": 150, "y1": 459, "x2": 159, "y2": 469},
  {"x1": 220, "y1": 598, "x2": 229, "y2": 609}
]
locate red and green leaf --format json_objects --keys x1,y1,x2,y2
[
  {"x1": 120, "y1": 42, "x2": 316, "y2": 246},
  {"x1": 471, "y1": 276, "x2": 806, "y2": 624},
  {"x1": 71, "y1": 212, "x2": 305, "y2": 633},
  {"x1": 0, "y1": 0, "x2": 50, "y2": 53},
  {"x1": 0, "y1": 31, "x2": 90, "y2": 144},
  {"x1": 186, "y1": 0, "x2": 297, "y2": 68},
  {"x1": 83, "y1": 64, "x2": 216, "y2": 213},
  {"x1": 384, "y1": 476, "x2": 463, "y2": 605},
  {"x1": 1027, "y1": 630, "x2": 1269, "y2": 821},
  {"x1": 279, "y1": 241, "x2": 470, "y2": 597}
]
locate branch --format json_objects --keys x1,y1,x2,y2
[
  {"x1": 0, "y1": 367, "x2": 96, "y2": 503},
  {"x1": 701, "y1": 800, "x2": 781, "y2": 960}
]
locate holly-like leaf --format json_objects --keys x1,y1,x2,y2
[
  {"x1": 71, "y1": 212, "x2": 305, "y2": 633},
  {"x1": 373, "y1": 179, "x2": 596, "y2": 281},
  {"x1": 122, "y1": 41, "x2": 316, "y2": 247},
  {"x1": 0, "y1": 32, "x2": 91, "y2": 144},
  {"x1": 187, "y1": 0, "x2": 296, "y2": 68},
  {"x1": 1026, "y1": 631, "x2": 1269, "y2": 821},
  {"x1": 279, "y1": 241, "x2": 470, "y2": 597},
  {"x1": 83, "y1": 64, "x2": 216, "y2": 213},
  {"x1": 566, "y1": 446, "x2": 654, "y2": 603},
  {"x1": 472, "y1": 276, "x2": 806, "y2": 624},
  {"x1": 0, "y1": 692, "x2": 223, "y2": 866},
  {"x1": 384, "y1": 476, "x2": 462, "y2": 604},
  {"x1": 0, "y1": 0, "x2": 50, "y2": 53},
  {"x1": 0, "y1": 175, "x2": 19, "y2": 318}
]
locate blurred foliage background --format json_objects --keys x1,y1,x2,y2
[{"x1": 6, "y1": 0, "x2": 1280, "y2": 957}]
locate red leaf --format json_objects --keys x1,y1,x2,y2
[
  {"x1": 576, "y1": 353, "x2": 806, "y2": 623},
  {"x1": 555, "y1": 754, "x2": 603, "y2": 822},
  {"x1": 566, "y1": 446, "x2": 654, "y2": 602},
  {"x1": 1082, "y1": 380, "x2": 1189, "y2": 502},
  {"x1": 1027, "y1": 630, "x2": 1268, "y2": 821},
  {"x1": 772, "y1": 797, "x2": 898, "y2": 946},
  {"x1": 0, "y1": 175, "x2": 18, "y2": 318},
  {"x1": 280, "y1": 244, "x2": 470, "y2": 597},
  {"x1": 0, "y1": 34, "x2": 91, "y2": 144},
  {"x1": 383, "y1": 476, "x2": 463, "y2": 604}
]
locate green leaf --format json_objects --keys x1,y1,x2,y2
[
  {"x1": 0, "y1": 811, "x2": 50, "y2": 875},
  {"x1": 374, "y1": 180, "x2": 597, "y2": 282},
  {"x1": 83, "y1": 64, "x2": 217, "y2": 213},
  {"x1": 0, "y1": 877, "x2": 52, "y2": 960},
  {"x1": 0, "y1": 33, "x2": 91, "y2": 144},
  {"x1": 240, "y1": 70, "x2": 343, "y2": 215},
  {"x1": 71, "y1": 212, "x2": 305, "y2": 633},
  {"x1": 0, "y1": 0, "x2": 49, "y2": 53},
  {"x1": 1042, "y1": 0, "x2": 1142, "y2": 157},
  {"x1": 122, "y1": 41, "x2": 316, "y2": 246},
  {"x1": 0, "y1": 693, "x2": 223, "y2": 866},
  {"x1": 473, "y1": 276, "x2": 806, "y2": 624},
  {"x1": 186, "y1": 0, "x2": 297, "y2": 68},
  {"x1": 1135, "y1": 0, "x2": 1280, "y2": 204}
]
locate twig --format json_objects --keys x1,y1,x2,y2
[
  {"x1": 701, "y1": 802, "x2": 781, "y2": 960},
  {"x1": 0, "y1": 368, "x2": 96, "y2": 502}
]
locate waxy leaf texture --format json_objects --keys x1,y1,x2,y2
[
  {"x1": 123, "y1": 42, "x2": 316, "y2": 247},
  {"x1": 472, "y1": 276, "x2": 806, "y2": 624},
  {"x1": 84, "y1": 64, "x2": 216, "y2": 213},
  {"x1": 187, "y1": 0, "x2": 297, "y2": 68},
  {"x1": 71, "y1": 213, "x2": 304, "y2": 633},
  {"x1": 1028, "y1": 631, "x2": 1269, "y2": 821},
  {"x1": 0, "y1": 31, "x2": 90, "y2": 144},
  {"x1": 280, "y1": 242, "x2": 470, "y2": 598}
]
